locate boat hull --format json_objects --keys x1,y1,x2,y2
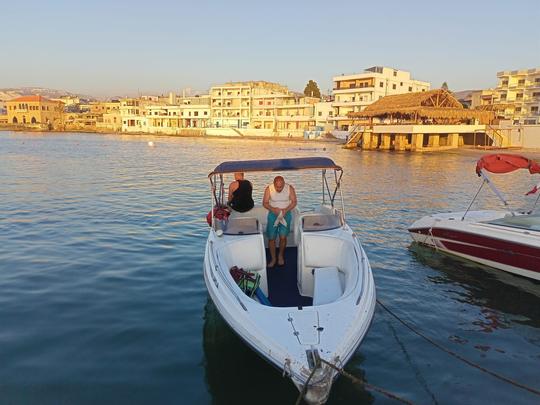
[
  {"x1": 203, "y1": 228, "x2": 376, "y2": 404},
  {"x1": 409, "y1": 211, "x2": 540, "y2": 281}
]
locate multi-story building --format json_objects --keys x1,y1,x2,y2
[
  {"x1": 120, "y1": 98, "x2": 148, "y2": 132},
  {"x1": 210, "y1": 81, "x2": 289, "y2": 128},
  {"x1": 250, "y1": 93, "x2": 317, "y2": 133},
  {"x1": 178, "y1": 95, "x2": 211, "y2": 128},
  {"x1": 89, "y1": 101, "x2": 121, "y2": 115},
  {"x1": 275, "y1": 96, "x2": 317, "y2": 133},
  {"x1": 470, "y1": 89, "x2": 496, "y2": 109},
  {"x1": 314, "y1": 102, "x2": 334, "y2": 130},
  {"x1": 493, "y1": 68, "x2": 540, "y2": 124},
  {"x1": 6, "y1": 95, "x2": 64, "y2": 128},
  {"x1": 332, "y1": 66, "x2": 430, "y2": 129}
]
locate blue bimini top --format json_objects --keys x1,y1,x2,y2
[{"x1": 209, "y1": 157, "x2": 341, "y2": 176}]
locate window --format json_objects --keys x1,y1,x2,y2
[
  {"x1": 400, "y1": 82, "x2": 403, "y2": 86},
  {"x1": 500, "y1": 94, "x2": 507, "y2": 100},
  {"x1": 379, "y1": 82, "x2": 384, "y2": 88},
  {"x1": 204, "y1": 111, "x2": 208, "y2": 115},
  {"x1": 259, "y1": 101, "x2": 263, "y2": 105},
  {"x1": 392, "y1": 84, "x2": 397, "y2": 90},
  {"x1": 518, "y1": 79, "x2": 525, "y2": 85},
  {"x1": 318, "y1": 111, "x2": 322, "y2": 116},
  {"x1": 502, "y1": 80, "x2": 508, "y2": 85},
  {"x1": 393, "y1": 71, "x2": 397, "y2": 77},
  {"x1": 351, "y1": 97, "x2": 355, "y2": 102},
  {"x1": 533, "y1": 92, "x2": 540, "y2": 97},
  {"x1": 515, "y1": 107, "x2": 522, "y2": 112},
  {"x1": 194, "y1": 111, "x2": 199, "y2": 116},
  {"x1": 531, "y1": 106, "x2": 539, "y2": 112},
  {"x1": 408, "y1": 86, "x2": 413, "y2": 92},
  {"x1": 516, "y1": 93, "x2": 523, "y2": 100},
  {"x1": 536, "y1": 78, "x2": 540, "y2": 83}
]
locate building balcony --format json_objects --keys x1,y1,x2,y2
[
  {"x1": 331, "y1": 115, "x2": 355, "y2": 121},
  {"x1": 275, "y1": 116, "x2": 314, "y2": 122},
  {"x1": 332, "y1": 100, "x2": 371, "y2": 107},
  {"x1": 332, "y1": 86, "x2": 374, "y2": 94}
]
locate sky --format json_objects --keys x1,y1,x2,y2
[{"x1": 1, "y1": 0, "x2": 539, "y2": 98}]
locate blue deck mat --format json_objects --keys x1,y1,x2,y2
[{"x1": 266, "y1": 247, "x2": 313, "y2": 308}]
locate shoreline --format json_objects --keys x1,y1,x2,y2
[
  {"x1": 0, "y1": 126, "x2": 342, "y2": 144},
  {"x1": 2, "y1": 127, "x2": 537, "y2": 152}
]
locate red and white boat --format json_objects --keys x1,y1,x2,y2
[{"x1": 409, "y1": 154, "x2": 540, "y2": 281}]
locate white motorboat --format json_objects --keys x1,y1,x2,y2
[
  {"x1": 409, "y1": 153, "x2": 540, "y2": 281},
  {"x1": 203, "y1": 157, "x2": 376, "y2": 404}
]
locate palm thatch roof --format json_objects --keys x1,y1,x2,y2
[
  {"x1": 348, "y1": 89, "x2": 494, "y2": 124},
  {"x1": 474, "y1": 103, "x2": 513, "y2": 112}
]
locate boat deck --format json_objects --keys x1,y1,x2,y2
[{"x1": 266, "y1": 247, "x2": 313, "y2": 308}]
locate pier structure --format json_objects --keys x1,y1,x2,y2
[{"x1": 344, "y1": 89, "x2": 504, "y2": 151}]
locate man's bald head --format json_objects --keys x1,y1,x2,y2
[{"x1": 273, "y1": 176, "x2": 285, "y2": 192}]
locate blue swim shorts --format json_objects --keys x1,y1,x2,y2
[{"x1": 266, "y1": 210, "x2": 292, "y2": 240}]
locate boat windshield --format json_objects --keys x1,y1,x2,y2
[{"x1": 485, "y1": 213, "x2": 540, "y2": 231}]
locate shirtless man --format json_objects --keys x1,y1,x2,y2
[{"x1": 262, "y1": 176, "x2": 297, "y2": 267}]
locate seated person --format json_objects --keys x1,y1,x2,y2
[
  {"x1": 228, "y1": 172, "x2": 254, "y2": 213},
  {"x1": 263, "y1": 175, "x2": 297, "y2": 267}
]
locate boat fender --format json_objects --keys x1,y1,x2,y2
[{"x1": 206, "y1": 206, "x2": 230, "y2": 226}]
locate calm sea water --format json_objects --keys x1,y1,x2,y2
[{"x1": 1, "y1": 131, "x2": 539, "y2": 405}]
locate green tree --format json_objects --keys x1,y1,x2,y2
[
  {"x1": 303, "y1": 80, "x2": 321, "y2": 98},
  {"x1": 441, "y1": 82, "x2": 449, "y2": 91}
]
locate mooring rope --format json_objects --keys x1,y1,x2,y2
[
  {"x1": 294, "y1": 357, "x2": 415, "y2": 405},
  {"x1": 320, "y1": 359, "x2": 415, "y2": 405},
  {"x1": 376, "y1": 299, "x2": 540, "y2": 397},
  {"x1": 294, "y1": 361, "x2": 320, "y2": 405}
]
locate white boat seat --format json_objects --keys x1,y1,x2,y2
[
  {"x1": 224, "y1": 217, "x2": 260, "y2": 235},
  {"x1": 302, "y1": 213, "x2": 341, "y2": 232},
  {"x1": 312, "y1": 267, "x2": 343, "y2": 305}
]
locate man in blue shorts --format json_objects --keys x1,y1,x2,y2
[{"x1": 262, "y1": 176, "x2": 297, "y2": 267}]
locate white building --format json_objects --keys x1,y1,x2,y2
[
  {"x1": 332, "y1": 66, "x2": 430, "y2": 130},
  {"x1": 494, "y1": 67, "x2": 540, "y2": 125},
  {"x1": 314, "y1": 102, "x2": 334, "y2": 130}
]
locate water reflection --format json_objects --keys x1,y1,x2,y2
[{"x1": 410, "y1": 243, "x2": 540, "y2": 329}]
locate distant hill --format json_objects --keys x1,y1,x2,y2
[
  {"x1": 0, "y1": 87, "x2": 95, "y2": 102},
  {"x1": 452, "y1": 89, "x2": 478, "y2": 101}
]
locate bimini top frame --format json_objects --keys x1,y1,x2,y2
[
  {"x1": 208, "y1": 157, "x2": 346, "y2": 227},
  {"x1": 462, "y1": 154, "x2": 540, "y2": 220}
]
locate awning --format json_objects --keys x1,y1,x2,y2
[
  {"x1": 476, "y1": 154, "x2": 540, "y2": 175},
  {"x1": 209, "y1": 157, "x2": 341, "y2": 176}
]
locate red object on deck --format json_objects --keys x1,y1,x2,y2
[
  {"x1": 476, "y1": 154, "x2": 540, "y2": 175},
  {"x1": 206, "y1": 206, "x2": 230, "y2": 226}
]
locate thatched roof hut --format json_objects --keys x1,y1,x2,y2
[{"x1": 348, "y1": 89, "x2": 494, "y2": 124}]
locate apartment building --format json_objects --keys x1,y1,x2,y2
[
  {"x1": 210, "y1": 81, "x2": 289, "y2": 128},
  {"x1": 178, "y1": 95, "x2": 211, "y2": 128},
  {"x1": 494, "y1": 68, "x2": 540, "y2": 124},
  {"x1": 314, "y1": 102, "x2": 334, "y2": 130},
  {"x1": 332, "y1": 66, "x2": 430, "y2": 129},
  {"x1": 250, "y1": 93, "x2": 317, "y2": 132},
  {"x1": 120, "y1": 98, "x2": 148, "y2": 132}
]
